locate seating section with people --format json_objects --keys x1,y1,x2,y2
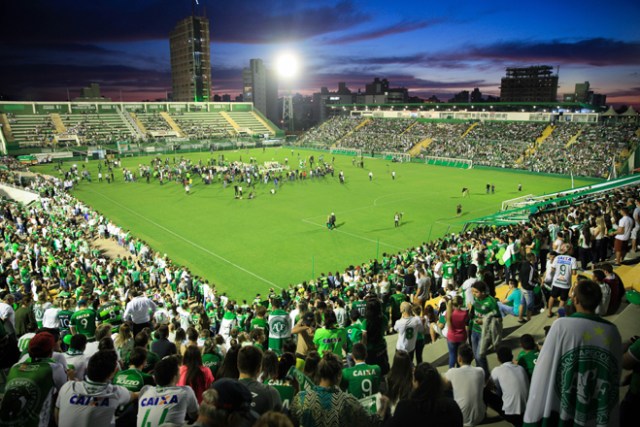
[{"x1": 0, "y1": 148, "x2": 638, "y2": 427}]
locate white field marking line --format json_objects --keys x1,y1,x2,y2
[
  {"x1": 372, "y1": 192, "x2": 415, "y2": 207},
  {"x1": 85, "y1": 190, "x2": 283, "y2": 289},
  {"x1": 301, "y1": 218, "x2": 405, "y2": 250},
  {"x1": 301, "y1": 193, "x2": 415, "y2": 223}
]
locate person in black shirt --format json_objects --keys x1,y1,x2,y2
[
  {"x1": 518, "y1": 253, "x2": 539, "y2": 323},
  {"x1": 386, "y1": 362, "x2": 463, "y2": 427},
  {"x1": 150, "y1": 324, "x2": 177, "y2": 359}
]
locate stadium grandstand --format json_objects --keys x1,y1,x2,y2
[
  {"x1": 1, "y1": 100, "x2": 640, "y2": 427},
  {"x1": 295, "y1": 103, "x2": 640, "y2": 179},
  {"x1": 0, "y1": 101, "x2": 282, "y2": 154}
]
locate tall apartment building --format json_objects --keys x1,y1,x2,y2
[
  {"x1": 500, "y1": 65, "x2": 558, "y2": 103},
  {"x1": 169, "y1": 15, "x2": 211, "y2": 102},
  {"x1": 242, "y1": 59, "x2": 279, "y2": 124}
]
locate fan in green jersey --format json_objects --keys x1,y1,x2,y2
[
  {"x1": 341, "y1": 343, "x2": 381, "y2": 413},
  {"x1": 98, "y1": 293, "x2": 124, "y2": 333},
  {"x1": 70, "y1": 299, "x2": 98, "y2": 340}
]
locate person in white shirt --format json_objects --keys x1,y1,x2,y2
[
  {"x1": 64, "y1": 333, "x2": 89, "y2": 381},
  {"x1": 55, "y1": 350, "x2": 135, "y2": 427},
  {"x1": 631, "y1": 199, "x2": 640, "y2": 254},
  {"x1": 461, "y1": 265, "x2": 479, "y2": 310},
  {"x1": 41, "y1": 298, "x2": 62, "y2": 329},
  {"x1": 487, "y1": 346, "x2": 529, "y2": 427},
  {"x1": 611, "y1": 206, "x2": 634, "y2": 265},
  {"x1": 547, "y1": 243, "x2": 577, "y2": 317},
  {"x1": 0, "y1": 294, "x2": 16, "y2": 336},
  {"x1": 592, "y1": 270, "x2": 612, "y2": 316},
  {"x1": 334, "y1": 300, "x2": 347, "y2": 328},
  {"x1": 123, "y1": 290, "x2": 157, "y2": 335},
  {"x1": 137, "y1": 355, "x2": 198, "y2": 427},
  {"x1": 394, "y1": 302, "x2": 425, "y2": 360},
  {"x1": 443, "y1": 344, "x2": 486, "y2": 426}
]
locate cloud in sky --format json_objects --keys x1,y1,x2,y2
[
  {"x1": 465, "y1": 38, "x2": 640, "y2": 67},
  {"x1": 0, "y1": 1, "x2": 637, "y2": 105},
  {"x1": 0, "y1": 0, "x2": 368, "y2": 45},
  {"x1": 325, "y1": 20, "x2": 439, "y2": 45}
]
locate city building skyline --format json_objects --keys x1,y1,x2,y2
[{"x1": 0, "y1": 1, "x2": 638, "y2": 106}]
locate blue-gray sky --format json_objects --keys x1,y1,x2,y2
[{"x1": 0, "y1": 0, "x2": 638, "y2": 105}]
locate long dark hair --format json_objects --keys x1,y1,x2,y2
[
  {"x1": 385, "y1": 350, "x2": 413, "y2": 402},
  {"x1": 365, "y1": 298, "x2": 384, "y2": 345},
  {"x1": 217, "y1": 344, "x2": 240, "y2": 379},
  {"x1": 411, "y1": 362, "x2": 444, "y2": 411},
  {"x1": 183, "y1": 345, "x2": 205, "y2": 389}
]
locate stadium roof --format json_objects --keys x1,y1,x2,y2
[{"x1": 330, "y1": 101, "x2": 601, "y2": 112}]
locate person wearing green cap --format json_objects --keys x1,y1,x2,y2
[{"x1": 63, "y1": 333, "x2": 88, "y2": 381}]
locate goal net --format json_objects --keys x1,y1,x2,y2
[
  {"x1": 382, "y1": 151, "x2": 411, "y2": 163},
  {"x1": 423, "y1": 156, "x2": 473, "y2": 169},
  {"x1": 330, "y1": 147, "x2": 362, "y2": 157}
]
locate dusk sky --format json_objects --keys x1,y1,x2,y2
[{"x1": 1, "y1": 0, "x2": 639, "y2": 105}]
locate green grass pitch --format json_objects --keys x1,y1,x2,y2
[{"x1": 34, "y1": 147, "x2": 599, "y2": 300}]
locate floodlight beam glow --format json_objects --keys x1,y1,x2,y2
[{"x1": 275, "y1": 52, "x2": 299, "y2": 79}]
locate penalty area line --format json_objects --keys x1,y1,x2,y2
[{"x1": 85, "y1": 190, "x2": 283, "y2": 289}]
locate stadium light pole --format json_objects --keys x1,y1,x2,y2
[{"x1": 275, "y1": 51, "x2": 299, "y2": 132}]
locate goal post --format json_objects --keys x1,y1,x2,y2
[
  {"x1": 423, "y1": 156, "x2": 473, "y2": 169},
  {"x1": 330, "y1": 147, "x2": 362, "y2": 157},
  {"x1": 381, "y1": 151, "x2": 411, "y2": 163}
]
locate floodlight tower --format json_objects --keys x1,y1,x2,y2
[{"x1": 275, "y1": 52, "x2": 299, "y2": 132}]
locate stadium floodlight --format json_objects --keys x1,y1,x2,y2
[
  {"x1": 275, "y1": 51, "x2": 299, "y2": 131},
  {"x1": 275, "y1": 51, "x2": 299, "y2": 80}
]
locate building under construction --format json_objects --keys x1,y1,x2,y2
[
  {"x1": 169, "y1": 13, "x2": 211, "y2": 102},
  {"x1": 500, "y1": 65, "x2": 558, "y2": 103}
]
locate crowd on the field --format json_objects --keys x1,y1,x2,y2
[{"x1": 1, "y1": 156, "x2": 640, "y2": 427}]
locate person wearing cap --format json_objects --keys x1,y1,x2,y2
[
  {"x1": 70, "y1": 299, "x2": 98, "y2": 341},
  {"x1": 55, "y1": 350, "x2": 136, "y2": 427},
  {"x1": 123, "y1": 290, "x2": 158, "y2": 336},
  {"x1": 64, "y1": 333, "x2": 89, "y2": 381},
  {"x1": 137, "y1": 356, "x2": 199, "y2": 426},
  {"x1": 0, "y1": 331, "x2": 68, "y2": 427}
]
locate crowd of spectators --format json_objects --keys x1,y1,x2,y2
[
  {"x1": 0, "y1": 155, "x2": 639, "y2": 427},
  {"x1": 298, "y1": 117, "x2": 639, "y2": 178}
]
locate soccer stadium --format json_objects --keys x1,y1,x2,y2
[
  {"x1": 1, "y1": 1, "x2": 640, "y2": 426},
  {"x1": 1, "y1": 98, "x2": 639, "y2": 427}
]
